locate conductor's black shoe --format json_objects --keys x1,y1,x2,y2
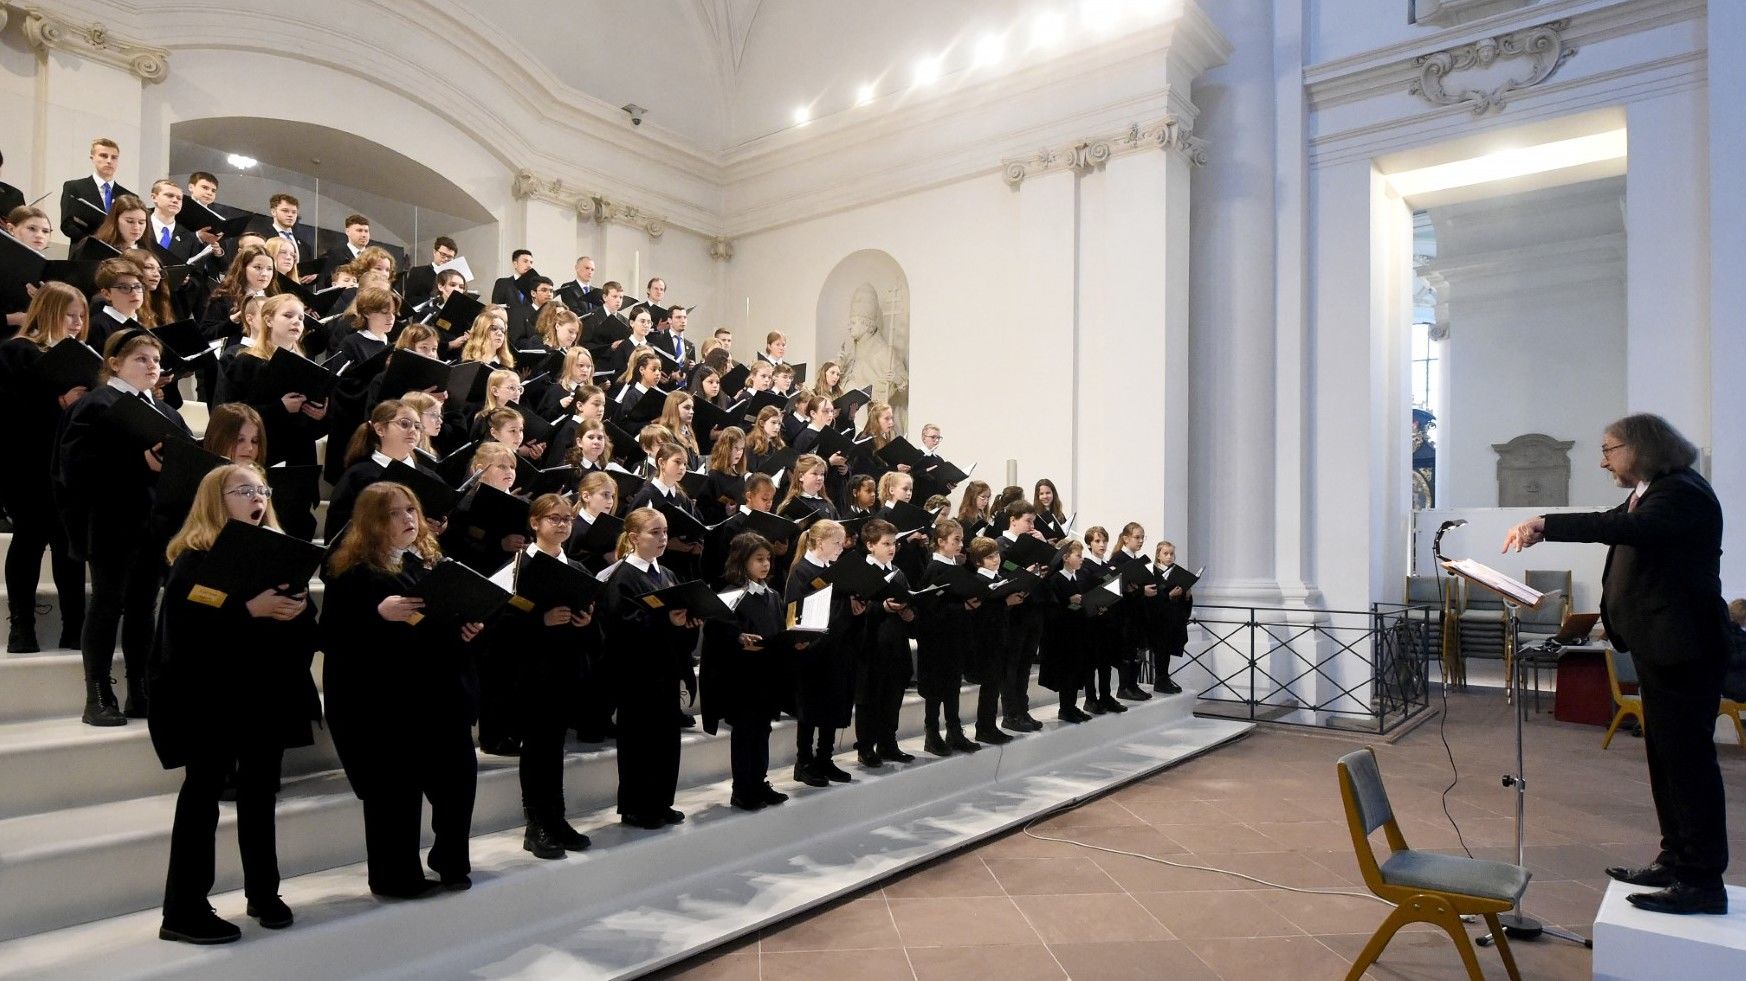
[
  {"x1": 793, "y1": 761, "x2": 829, "y2": 787},
  {"x1": 1154, "y1": 679, "x2": 1184, "y2": 695},
  {"x1": 758, "y1": 783, "x2": 790, "y2": 806},
  {"x1": 523, "y1": 820, "x2": 566, "y2": 860},
  {"x1": 370, "y1": 877, "x2": 442, "y2": 900},
  {"x1": 856, "y1": 749, "x2": 885, "y2": 768},
  {"x1": 730, "y1": 792, "x2": 767, "y2": 811},
  {"x1": 1607, "y1": 862, "x2": 1678, "y2": 888},
  {"x1": 159, "y1": 907, "x2": 241, "y2": 945},
  {"x1": 245, "y1": 895, "x2": 294, "y2": 929},
  {"x1": 975, "y1": 726, "x2": 1013, "y2": 745},
  {"x1": 1625, "y1": 883, "x2": 1728, "y2": 915},
  {"x1": 818, "y1": 759, "x2": 853, "y2": 782},
  {"x1": 877, "y1": 743, "x2": 915, "y2": 763},
  {"x1": 946, "y1": 728, "x2": 981, "y2": 753},
  {"x1": 1099, "y1": 696, "x2": 1128, "y2": 713}
]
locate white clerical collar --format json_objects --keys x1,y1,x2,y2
[
  {"x1": 744, "y1": 580, "x2": 769, "y2": 596},
  {"x1": 625, "y1": 553, "x2": 661, "y2": 576},
  {"x1": 977, "y1": 566, "x2": 998, "y2": 579},
  {"x1": 102, "y1": 305, "x2": 132, "y2": 325},
  {"x1": 738, "y1": 504, "x2": 753, "y2": 515},
  {"x1": 932, "y1": 552, "x2": 956, "y2": 565},
  {"x1": 370, "y1": 450, "x2": 414, "y2": 468},
  {"x1": 1635, "y1": 479, "x2": 1650, "y2": 498},
  {"x1": 651, "y1": 478, "x2": 677, "y2": 496},
  {"x1": 1001, "y1": 530, "x2": 1020, "y2": 543},
  {"x1": 107, "y1": 377, "x2": 145, "y2": 397},
  {"x1": 1122, "y1": 548, "x2": 1143, "y2": 559}
]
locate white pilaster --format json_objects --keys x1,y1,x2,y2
[{"x1": 1709, "y1": 1, "x2": 1746, "y2": 596}]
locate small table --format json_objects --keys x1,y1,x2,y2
[{"x1": 1550, "y1": 643, "x2": 1614, "y2": 726}]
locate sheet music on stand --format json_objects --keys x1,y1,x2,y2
[{"x1": 1441, "y1": 558, "x2": 1546, "y2": 609}]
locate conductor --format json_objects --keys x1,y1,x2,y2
[{"x1": 1504, "y1": 413, "x2": 1730, "y2": 915}]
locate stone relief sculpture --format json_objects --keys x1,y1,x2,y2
[
  {"x1": 1493, "y1": 433, "x2": 1573, "y2": 507},
  {"x1": 837, "y1": 283, "x2": 909, "y2": 424}
]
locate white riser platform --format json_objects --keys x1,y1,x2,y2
[
  {"x1": 1593, "y1": 880, "x2": 1746, "y2": 980},
  {"x1": 0, "y1": 691, "x2": 1245, "y2": 980},
  {"x1": 0, "y1": 649, "x2": 327, "y2": 725},
  {"x1": 0, "y1": 672, "x2": 1103, "y2": 944}
]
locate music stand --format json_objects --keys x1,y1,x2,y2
[{"x1": 1442, "y1": 557, "x2": 1592, "y2": 949}]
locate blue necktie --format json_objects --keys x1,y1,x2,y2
[
  {"x1": 101, "y1": 183, "x2": 112, "y2": 209},
  {"x1": 159, "y1": 226, "x2": 172, "y2": 249}
]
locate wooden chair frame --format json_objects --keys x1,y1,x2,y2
[
  {"x1": 1602, "y1": 647, "x2": 1644, "y2": 750},
  {"x1": 1338, "y1": 749, "x2": 1523, "y2": 981}
]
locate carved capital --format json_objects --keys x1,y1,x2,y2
[
  {"x1": 707, "y1": 238, "x2": 734, "y2": 262},
  {"x1": 1002, "y1": 115, "x2": 1208, "y2": 188},
  {"x1": 595, "y1": 198, "x2": 666, "y2": 239},
  {"x1": 1409, "y1": 20, "x2": 1577, "y2": 116},
  {"x1": 17, "y1": 6, "x2": 169, "y2": 82}
]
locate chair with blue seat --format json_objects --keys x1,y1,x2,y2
[{"x1": 1337, "y1": 747, "x2": 1529, "y2": 981}]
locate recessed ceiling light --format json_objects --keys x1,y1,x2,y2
[
  {"x1": 225, "y1": 153, "x2": 257, "y2": 170},
  {"x1": 792, "y1": 106, "x2": 811, "y2": 127},
  {"x1": 974, "y1": 33, "x2": 1006, "y2": 67},
  {"x1": 913, "y1": 57, "x2": 941, "y2": 87},
  {"x1": 856, "y1": 83, "x2": 877, "y2": 106}
]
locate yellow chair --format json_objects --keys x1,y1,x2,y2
[
  {"x1": 1602, "y1": 647, "x2": 1644, "y2": 750},
  {"x1": 1337, "y1": 748, "x2": 1527, "y2": 981}
]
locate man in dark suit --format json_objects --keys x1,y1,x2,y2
[
  {"x1": 507, "y1": 277, "x2": 555, "y2": 350},
  {"x1": 257, "y1": 192, "x2": 314, "y2": 264},
  {"x1": 60, "y1": 137, "x2": 132, "y2": 244},
  {"x1": 401, "y1": 236, "x2": 457, "y2": 309},
  {"x1": 319, "y1": 213, "x2": 373, "y2": 285},
  {"x1": 556, "y1": 255, "x2": 603, "y2": 316},
  {"x1": 1507, "y1": 413, "x2": 1731, "y2": 916},
  {"x1": 649, "y1": 304, "x2": 696, "y2": 387},
  {"x1": 492, "y1": 249, "x2": 535, "y2": 306},
  {"x1": 580, "y1": 280, "x2": 630, "y2": 365},
  {"x1": 0, "y1": 148, "x2": 24, "y2": 217}
]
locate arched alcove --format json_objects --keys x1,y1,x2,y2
[
  {"x1": 169, "y1": 116, "x2": 496, "y2": 264},
  {"x1": 814, "y1": 250, "x2": 910, "y2": 429}
]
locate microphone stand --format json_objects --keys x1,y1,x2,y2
[{"x1": 1477, "y1": 601, "x2": 1592, "y2": 949}]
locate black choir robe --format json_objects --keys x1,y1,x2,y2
[
  {"x1": 600, "y1": 558, "x2": 695, "y2": 816},
  {"x1": 784, "y1": 557, "x2": 857, "y2": 729}
]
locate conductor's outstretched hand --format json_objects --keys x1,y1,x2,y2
[{"x1": 1501, "y1": 517, "x2": 1546, "y2": 553}]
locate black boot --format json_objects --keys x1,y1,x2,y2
[
  {"x1": 793, "y1": 750, "x2": 828, "y2": 787},
  {"x1": 877, "y1": 740, "x2": 915, "y2": 763},
  {"x1": 82, "y1": 678, "x2": 125, "y2": 727},
  {"x1": 7, "y1": 615, "x2": 39, "y2": 654},
  {"x1": 946, "y1": 727, "x2": 981, "y2": 753},
  {"x1": 553, "y1": 815, "x2": 591, "y2": 851},
  {"x1": 923, "y1": 725, "x2": 950, "y2": 757},
  {"x1": 123, "y1": 676, "x2": 149, "y2": 719},
  {"x1": 522, "y1": 810, "x2": 566, "y2": 860}
]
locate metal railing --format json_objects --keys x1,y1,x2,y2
[{"x1": 1177, "y1": 602, "x2": 1436, "y2": 735}]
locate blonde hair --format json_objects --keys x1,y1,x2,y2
[
  {"x1": 798, "y1": 518, "x2": 844, "y2": 554},
  {"x1": 469, "y1": 441, "x2": 515, "y2": 474},
  {"x1": 242, "y1": 294, "x2": 307, "y2": 361},
  {"x1": 778, "y1": 453, "x2": 828, "y2": 512},
  {"x1": 20, "y1": 282, "x2": 87, "y2": 349},
  {"x1": 558, "y1": 347, "x2": 594, "y2": 387},
  {"x1": 481, "y1": 368, "x2": 521, "y2": 413},
  {"x1": 615, "y1": 506, "x2": 665, "y2": 559},
  {"x1": 537, "y1": 304, "x2": 581, "y2": 349},
  {"x1": 858, "y1": 401, "x2": 895, "y2": 449},
  {"x1": 460, "y1": 313, "x2": 515, "y2": 367},
  {"x1": 576, "y1": 471, "x2": 617, "y2": 513},
  {"x1": 877, "y1": 470, "x2": 912, "y2": 503},
  {"x1": 707, "y1": 426, "x2": 747, "y2": 475},
  {"x1": 399, "y1": 390, "x2": 441, "y2": 453},
  {"x1": 394, "y1": 322, "x2": 439, "y2": 353},
  {"x1": 166, "y1": 465, "x2": 281, "y2": 563}
]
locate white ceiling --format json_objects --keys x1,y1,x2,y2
[{"x1": 446, "y1": 0, "x2": 1174, "y2": 153}]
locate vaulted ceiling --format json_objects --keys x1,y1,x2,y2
[{"x1": 445, "y1": 0, "x2": 1172, "y2": 155}]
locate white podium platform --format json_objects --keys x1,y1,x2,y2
[{"x1": 1592, "y1": 880, "x2": 1746, "y2": 980}]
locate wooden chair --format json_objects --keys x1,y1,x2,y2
[
  {"x1": 1717, "y1": 697, "x2": 1746, "y2": 751},
  {"x1": 1337, "y1": 747, "x2": 1528, "y2": 981},
  {"x1": 1602, "y1": 647, "x2": 1644, "y2": 750}
]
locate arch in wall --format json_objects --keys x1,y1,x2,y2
[{"x1": 814, "y1": 250, "x2": 910, "y2": 429}]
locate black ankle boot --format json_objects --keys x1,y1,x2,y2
[
  {"x1": 946, "y1": 727, "x2": 981, "y2": 753},
  {"x1": 7, "y1": 616, "x2": 39, "y2": 654},
  {"x1": 123, "y1": 676, "x2": 149, "y2": 719},
  {"x1": 522, "y1": 810, "x2": 566, "y2": 860},
  {"x1": 923, "y1": 725, "x2": 950, "y2": 757},
  {"x1": 82, "y1": 678, "x2": 126, "y2": 727}
]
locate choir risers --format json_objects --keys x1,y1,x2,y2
[
  {"x1": 0, "y1": 694, "x2": 1247, "y2": 980},
  {"x1": 0, "y1": 674, "x2": 1103, "y2": 945}
]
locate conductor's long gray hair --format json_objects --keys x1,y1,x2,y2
[{"x1": 1606, "y1": 413, "x2": 1699, "y2": 478}]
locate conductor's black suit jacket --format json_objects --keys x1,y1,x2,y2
[{"x1": 1542, "y1": 467, "x2": 1728, "y2": 668}]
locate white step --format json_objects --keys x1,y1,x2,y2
[
  {"x1": 0, "y1": 675, "x2": 1084, "y2": 943},
  {"x1": 0, "y1": 650, "x2": 326, "y2": 725},
  {"x1": 0, "y1": 693, "x2": 1243, "y2": 980}
]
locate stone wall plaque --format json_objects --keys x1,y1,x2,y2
[{"x1": 1493, "y1": 433, "x2": 1573, "y2": 507}]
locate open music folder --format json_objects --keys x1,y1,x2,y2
[{"x1": 1441, "y1": 558, "x2": 1547, "y2": 609}]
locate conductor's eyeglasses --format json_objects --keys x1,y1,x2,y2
[{"x1": 1601, "y1": 442, "x2": 1627, "y2": 457}]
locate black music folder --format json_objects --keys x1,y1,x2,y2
[
  {"x1": 188, "y1": 519, "x2": 325, "y2": 608},
  {"x1": 408, "y1": 558, "x2": 512, "y2": 624}
]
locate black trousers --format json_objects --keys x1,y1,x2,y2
[
  {"x1": 81, "y1": 538, "x2": 163, "y2": 683},
  {"x1": 361, "y1": 724, "x2": 477, "y2": 890},
  {"x1": 572, "y1": 652, "x2": 615, "y2": 739},
  {"x1": 1635, "y1": 653, "x2": 1730, "y2": 889},
  {"x1": 1003, "y1": 611, "x2": 1042, "y2": 718},
  {"x1": 796, "y1": 723, "x2": 835, "y2": 757},
  {"x1": 518, "y1": 712, "x2": 567, "y2": 818},
  {"x1": 1153, "y1": 636, "x2": 1185, "y2": 688},
  {"x1": 476, "y1": 654, "x2": 518, "y2": 749},
  {"x1": 975, "y1": 681, "x2": 1001, "y2": 732},
  {"x1": 925, "y1": 693, "x2": 963, "y2": 729},
  {"x1": 728, "y1": 716, "x2": 772, "y2": 794},
  {"x1": 854, "y1": 653, "x2": 910, "y2": 751},
  {"x1": 162, "y1": 747, "x2": 284, "y2": 919},
  {"x1": 3, "y1": 507, "x2": 84, "y2": 643}
]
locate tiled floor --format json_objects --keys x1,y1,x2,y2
[{"x1": 652, "y1": 690, "x2": 1746, "y2": 980}]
